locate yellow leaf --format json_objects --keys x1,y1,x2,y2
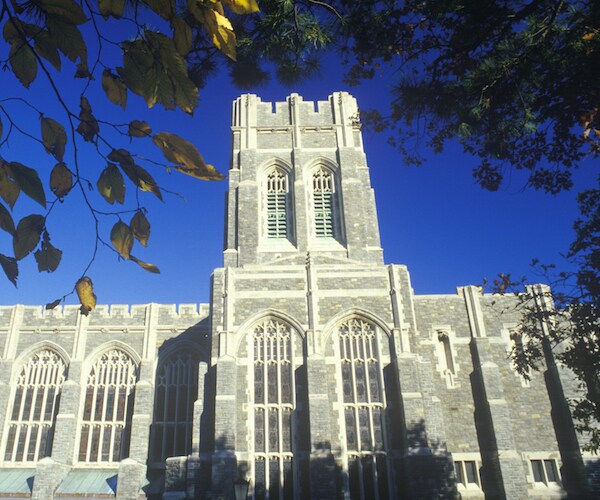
[
  {"x1": 97, "y1": 163, "x2": 125, "y2": 204},
  {"x1": 202, "y1": 6, "x2": 237, "y2": 60},
  {"x1": 128, "y1": 120, "x2": 152, "y2": 138},
  {"x1": 152, "y1": 131, "x2": 225, "y2": 180},
  {"x1": 41, "y1": 117, "x2": 67, "y2": 161},
  {"x1": 50, "y1": 162, "x2": 73, "y2": 198},
  {"x1": 221, "y1": 0, "x2": 259, "y2": 15},
  {"x1": 130, "y1": 255, "x2": 160, "y2": 273},
  {"x1": 130, "y1": 211, "x2": 150, "y2": 246},
  {"x1": 110, "y1": 220, "x2": 133, "y2": 259},
  {"x1": 171, "y1": 17, "x2": 193, "y2": 56},
  {"x1": 76, "y1": 276, "x2": 96, "y2": 315},
  {"x1": 102, "y1": 69, "x2": 127, "y2": 109}
]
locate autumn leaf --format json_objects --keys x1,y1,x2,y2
[
  {"x1": 76, "y1": 96, "x2": 100, "y2": 142},
  {"x1": 0, "y1": 163, "x2": 20, "y2": 209},
  {"x1": 118, "y1": 32, "x2": 198, "y2": 113},
  {"x1": 46, "y1": 15, "x2": 87, "y2": 65},
  {"x1": 41, "y1": 117, "x2": 67, "y2": 161},
  {"x1": 46, "y1": 298, "x2": 61, "y2": 310},
  {"x1": 0, "y1": 202, "x2": 16, "y2": 235},
  {"x1": 108, "y1": 149, "x2": 163, "y2": 200},
  {"x1": 98, "y1": 0, "x2": 125, "y2": 18},
  {"x1": 102, "y1": 69, "x2": 127, "y2": 109},
  {"x1": 128, "y1": 120, "x2": 152, "y2": 138},
  {"x1": 34, "y1": 231, "x2": 62, "y2": 272},
  {"x1": 111, "y1": 220, "x2": 133, "y2": 259},
  {"x1": 198, "y1": 6, "x2": 237, "y2": 60},
  {"x1": 9, "y1": 40, "x2": 38, "y2": 88},
  {"x1": 171, "y1": 17, "x2": 192, "y2": 56},
  {"x1": 142, "y1": 0, "x2": 176, "y2": 19},
  {"x1": 9, "y1": 162, "x2": 47, "y2": 207},
  {"x1": 0, "y1": 254, "x2": 18, "y2": 286},
  {"x1": 222, "y1": 0, "x2": 259, "y2": 15},
  {"x1": 76, "y1": 276, "x2": 96, "y2": 315},
  {"x1": 130, "y1": 210, "x2": 150, "y2": 246},
  {"x1": 33, "y1": 28, "x2": 61, "y2": 70},
  {"x1": 50, "y1": 162, "x2": 73, "y2": 198},
  {"x1": 130, "y1": 255, "x2": 160, "y2": 273},
  {"x1": 38, "y1": 0, "x2": 88, "y2": 25},
  {"x1": 153, "y1": 132, "x2": 225, "y2": 180},
  {"x1": 97, "y1": 163, "x2": 125, "y2": 204},
  {"x1": 13, "y1": 214, "x2": 45, "y2": 260}
]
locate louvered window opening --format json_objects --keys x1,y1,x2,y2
[
  {"x1": 151, "y1": 350, "x2": 199, "y2": 462},
  {"x1": 4, "y1": 350, "x2": 66, "y2": 462},
  {"x1": 339, "y1": 319, "x2": 389, "y2": 500},
  {"x1": 253, "y1": 319, "x2": 295, "y2": 499},
  {"x1": 313, "y1": 169, "x2": 335, "y2": 238},
  {"x1": 266, "y1": 170, "x2": 288, "y2": 239},
  {"x1": 78, "y1": 350, "x2": 138, "y2": 463}
]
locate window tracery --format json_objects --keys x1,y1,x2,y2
[
  {"x1": 3, "y1": 349, "x2": 66, "y2": 462},
  {"x1": 252, "y1": 319, "x2": 296, "y2": 499},
  {"x1": 150, "y1": 349, "x2": 199, "y2": 463},
  {"x1": 312, "y1": 167, "x2": 337, "y2": 238},
  {"x1": 78, "y1": 349, "x2": 138, "y2": 463},
  {"x1": 338, "y1": 319, "x2": 389, "y2": 499},
  {"x1": 265, "y1": 168, "x2": 290, "y2": 240}
]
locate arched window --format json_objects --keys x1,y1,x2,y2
[
  {"x1": 252, "y1": 319, "x2": 297, "y2": 499},
  {"x1": 312, "y1": 167, "x2": 338, "y2": 239},
  {"x1": 3, "y1": 349, "x2": 66, "y2": 462},
  {"x1": 338, "y1": 319, "x2": 389, "y2": 499},
  {"x1": 78, "y1": 349, "x2": 138, "y2": 463},
  {"x1": 150, "y1": 349, "x2": 199, "y2": 463},
  {"x1": 265, "y1": 168, "x2": 290, "y2": 240}
]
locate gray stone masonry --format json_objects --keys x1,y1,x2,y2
[{"x1": 0, "y1": 94, "x2": 593, "y2": 499}]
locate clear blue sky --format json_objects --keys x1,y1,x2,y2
[{"x1": 0, "y1": 51, "x2": 592, "y2": 306}]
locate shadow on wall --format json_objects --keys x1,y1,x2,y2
[{"x1": 400, "y1": 419, "x2": 458, "y2": 499}]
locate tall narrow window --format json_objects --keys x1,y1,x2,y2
[
  {"x1": 339, "y1": 319, "x2": 388, "y2": 500},
  {"x1": 266, "y1": 168, "x2": 289, "y2": 239},
  {"x1": 437, "y1": 331, "x2": 456, "y2": 387},
  {"x1": 78, "y1": 349, "x2": 138, "y2": 463},
  {"x1": 312, "y1": 167, "x2": 336, "y2": 238},
  {"x1": 150, "y1": 349, "x2": 199, "y2": 463},
  {"x1": 252, "y1": 319, "x2": 296, "y2": 499},
  {"x1": 4, "y1": 349, "x2": 66, "y2": 462}
]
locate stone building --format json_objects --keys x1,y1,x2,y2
[{"x1": 0, "y1": 93, "x2": 595, "y2": 499}]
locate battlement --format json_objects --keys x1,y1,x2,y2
[
  {"x1": 232, "y1": 92, "x2": 359, "y2": 130},
  {"x1": 0, "y1": 303, "x2": 210, "y2": 330}
]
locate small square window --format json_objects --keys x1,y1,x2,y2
[
  {"x1": 454, "y1": 460, "x2": 480, "y2": 488},
  {"x1": 531, "y1": 459, "x2": 560, "y2": 486}
]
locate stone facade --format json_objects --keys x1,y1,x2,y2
[{"x1": 0, "y1": 93, "x2": 596, "y2": 499}]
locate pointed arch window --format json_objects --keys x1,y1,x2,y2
[
  {"x1": 150, "y1": 349, "x2": 199, "y2": 463},
  {"x1": 312, "y1": 167, "x2": 337, "y2": 238},
  {"x1": 3, "y1": 349, "x2": 66, "y2": 462},
  {"x1": 338, "y1": 319, "x2": 389, "y2": 499},
  {"x1": 265, "y1": 168, "x2": 290, "y2": 240},
  {"x1": 252, "y1": 319, "x2": 297, "y2": 499},
  {"x1": 78, "y1": 349, "x2": 138, "y2": 463}
]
